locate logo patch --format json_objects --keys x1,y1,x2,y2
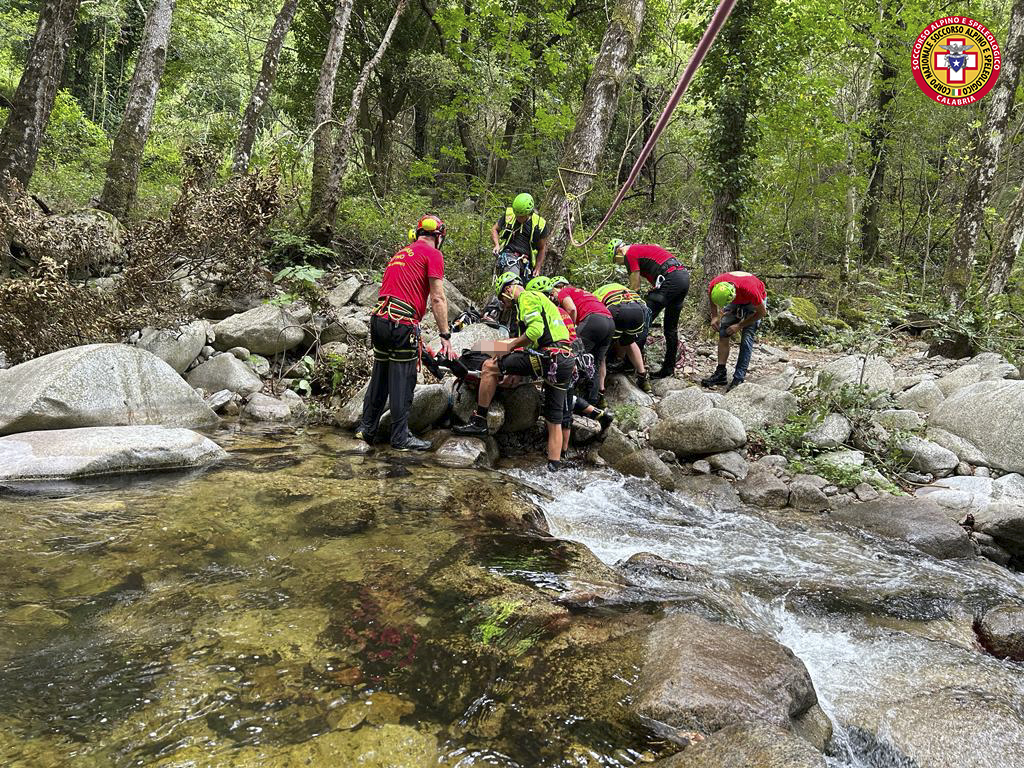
[{"x1": 912, "y1": 16, "x2": 1001, "y2": 105}]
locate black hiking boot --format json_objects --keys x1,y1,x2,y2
[
  {"x1": 651, "y1": 364, "x2": 675, "y2": 380},
  {"x1": 700, "y1": 366, "x2": 728, "y2": 388},
  {"x1": 355, "y1": 428, "x2": 375, "y2": 446},
  {"x1": 725, "y1": 377, "x2": 744, "y2": 393},
  {"x1": 393, "y1": 435, "x2": 431, "y2": 451},
  {"x1": 452, "y1": 414, "x2": 488, "y2": 436},
  {"x1": 595, "y1": 409, "x2": 614, "y2": 431},
  {"x1": 636, "y1": 372, "x2": 653, "y2": 394}
]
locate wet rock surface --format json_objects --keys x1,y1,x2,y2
[{"x1": 654, "y1": 723, "x2": 826, "y2": 767}]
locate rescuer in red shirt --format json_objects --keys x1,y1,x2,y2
[
  {"x1": 700, "y1": 271, "x2": 767, "y2": 392},
  {"x1": 356, "y1": 216, "x2": 453, "y2": 450}
]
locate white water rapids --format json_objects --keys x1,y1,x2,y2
[{"x1": 520, "y1": 468, "x2": 1024, "y2": 767}]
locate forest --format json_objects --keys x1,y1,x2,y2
[{"x1": 1, "y1": 0, "x2": 1023, "y2": 367}]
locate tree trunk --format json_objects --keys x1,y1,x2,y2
[
  {"x1": 943, "y1": 0, "x2": 1024, "y2": 307},
  {"x1": 543, "y1": 0, "x2": 648, "y2": 260},
  {"x1": 312, "y1": 0, "x2": 408, "y2": 243},
  {"x1": 97, "y1": 0, "x2": 176, "y2": 220},
  {"x1": 232, "y1": 0, "x2": 299, "y2": 175},
  {"x1": 413, "y1": 101, "x2": 428, "y2": 159},
  {"x1": 0, "y1": 0, "x2": 81, "y2": 191},
  {"x1": 987, "y1": 184, "x2": 1024, "y2": 296},
  {"x1": 490, "y1": 94, "x2": 525, "y2": 184},
  {"x1": 858, "y1": 36, "x2": 898, "y2": 263},
  {"x1": 308, "y1": 0, "x2": 355, "y2": 225}
]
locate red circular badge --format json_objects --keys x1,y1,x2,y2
[{"x1": 912, "y1": 16, "x2": 1001, "y2": 105}]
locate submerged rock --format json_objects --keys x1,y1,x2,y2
[
  {"x1": 0, "y1": 426, "x2": 226, "y2": 482},
  {"x1": 0, "y1": 344, "x2": 218, "y2": 435},
  {"x1": 654, "y1": 723, "x2": 826, "y2": 767}
]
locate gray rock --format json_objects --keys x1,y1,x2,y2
[
  {"x1": 335, "y1": 382, "x2": 368, "y2": 429},
  {"x1": 896, "y1": 380, "x2": 945, "y2": 414},
  {"x1": 0, "y1": 344, "x2": 218, "y2": 435},
  {"x1": 652, "y1": 377, "x2": 690, "y2": 397},
  {"x1": 853, "y1": 482, "x2": 879, "y2": 502},
  {"x1": 200, "y1": 345, "x2": 215, "y2": 360},
  {"x1": 708, "y1": 451, "x2": 749, "y2": 480},
  {"x1": 720, "y1": 383, "x2": 798, "y2": 431},
  {"x1": 899, "y1": 437, "x2": 958, "y2": 478},
  {"x1": 326, "y1": 276, "x2": 362, "y2": 310},
  {"x1": 937, "y1": 355, "x2": 1019, "y2": 397},
  {"x1": 205, "y1": 389, "x2": 233, "y2": 412},
  {"x1": 136, "y1": 320, "x2": 208, "y2": 373},
  {"x1": 279, "y1": 389, "x2": 304, "y2": 413},
  {"x1": 975, "y1": 466, "x2": 991, "y2": 478},
  {"x1": 442, "y1": 279, "x2": 471, "y2": 317},
  {"x1": 598, "y1": 426, "x2": 637, "y2": 468},
  {"x1": 186, "y1": 354, "x2": 263, "y2": 398},
  {"x1": 498, "y1": 384, "x2": 541, "y2": 433},
  {"x1": 800, "y1": 413, "x2": 851, "y2": 450},
  {"x1": 757, "y1": 366, "x2": 798, "y2": 391},
  {"x1": 616, "y1": 448, "x2": 676, "y2": 490},
  {"x1": 0, "y1": 426, "x2": 226, "y2": 482},
  {"x1": 737, "y1": 466, "x2": 790, "y2": 508},
  {"x1": 973, "y1": 503, "x2": 1024, "y2": 561},
  {"x1": 901, "y1": 471, "x2": 933, "y2": 485},
  {"x1": 650, "y1": 409, "x2": 747, "y2": 456},
  {"x1": 570, "y1": 415, "x2": 602, "y2": 443},
  {"x1": 604, "y1": 374, "x2": 655, "y2": 408},
  {"x1": 435, "y1": 436, "x2": 498, "y2": 469},
  {"x1": 378, "y1": 384, "x2": 450, "y2": 435},
  {"x1": 818, "y1": 354, "x2": 895, "y2": 392},
  {"x1": 930, "y1": 381, "x2": 1024, "y2": 473},
  {"x1": 246, "y1": 353, "x2": 271, "y2": 377},
  {"x1": 993, "y1": 472, "x2": 1024, "y2": 502},
  {"x1": 976, "y1": 603, "x2": 1024, "y2": 661},
  {"x1": 354, "y1": 282, "x2": 381, "y2": 306},
  {"x1": 789, "y1": 474, "x2": 831, "y2": 511},
  {"x1": 450, "y1": 382, "x2": 505, "y2": 433},
  {"x1": 615, "y1": 405, "x2": 659, "y2": 433},
  {"x1": 894, "y1": 374, "x2": 927, "y2": 391},
  {"x1": 654, "y1": 723, "x2": 826, "y2": 768},
  {"x1": 956, "y1": 461, "x2": 973, "y2": 476},
  {"x1": 828, "y1": 497, "x2": 974, "y2": 559},
  {"x1": 874, "y1": 409, "x2": 923, "y2": 432},
  {"x1": 212, "y1": 305, "x2": 305, "y2": 355},
  {"x1": 321, "y1": 316, "x2": 369, "y2": 345},
  {"x1": 656, "y1": 387, "x2": 713, "y2": 418},
  {"x1": 915, "y1": 475, "x2": 994, "y2": 515},
  {"x1": 319, "y1": 341, "x2": 349, "y2": 359},
  {"x1": 692, "y1": 460, "x2": 712, "y2": 475},
  {"x1": 635, "y1": 613, "x2": 820, "y2": 736},
  {"x1": 227, "y1": 346, "x2": 250, "y2": 361},
  {"x1": 758, "y1": 454, "x2": 789, "y2": 471},
  {"x1": 427, "y1": 322, "x2": 508, "y2": 355},
  {"x1": 243, "y1": 393, "x2": 292, "y2": 422},
  {"x1": 818, "y1": 449, "x2": 865, "y2": 470}
]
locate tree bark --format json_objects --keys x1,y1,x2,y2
[
  {"x1": 543, "y1": 0, "x2": 648, "y2": 260},
  {"x1": 858, "y1": 33, "x2": 898, "y2": 263},
  {"x1": 942, "y1": 0, "x2": 1024, "y2": 307},
  {"x1": 232, "y1": 0, "x2": 299, "y2": 175},
  {"x1": 987, "y1": 184, "x2": 1024, "y2": 296},
  {"x1": 0, "y1": 0, "x2": 81, "y2": 191},
  {"x1": 312, "y1": 0, "x2": 408, "y2": 242},
  {"x1": 97, "y1": 0, "x2": 176, "y2": 220},
  {"x1": 308, "y1": 0, "x2": 355, "y2": 225}
]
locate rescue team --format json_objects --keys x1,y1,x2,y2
[{"x1": 356, "y1": 193, "x2": 767, "y2": 471}]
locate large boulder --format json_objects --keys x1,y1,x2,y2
[
  {"x1": 827, "y1": 497, "x2": 973, "y2": 559},
  {"x1": 650, "y1": 409, "x2": 747, "y2": 456},
  {"x1": 817, "y1": 354, "x2": 895, "y2": 392},
  {"x1": 450, "y1": 382, "x2": 505, "y2": 433},
  {"x1": 656, "y1": 387, "x2": 713, "y2": 419},
  {"x1": 378, "y1": 384, "x2": 450, "y2": 435},
  {"x1": 212, "y1": 305, "x2": 305, "y2": 355},
  {"x1": 929, "y1": 380, "x2": 1024, "y2": 473},
  {"x1": 719, "y1": 383, "x2": 797, "y2": 431},
  {"x1": 896, "y1": 380, "x2": 945, "y2": 414},
  {"x1": 635, "y1": 614, "x2": 822, "y2": 738},
  {"x1": 654, "y1": 723, "x2": 826, "y2": 768},
  {"x1": 335, "y1": 382, "x2": 369, "y2": 429},
  {"x1": 800, "y1": 413, "x2": 851, "y2": 450},
  {"x1": 616, "y1": 448, "x2": 676, "y2": 490},
  {"x1": 914, "y1": 475, "x2": 995, "y2": 516},
  {"x1": 0, "y1": 344, "x2": 218, "y2": 435},
  {"x1": 135, "y1": 320, "x2": 208, "y2": 374},
  {"x1": 936, "y1": 354, "x2": 1019, "y2": 397},
  {"x1": 186, "y1": 354, "x2": 263, "y2": 397},
  {"x1": 426, "y1": 322, "x2": 508, "y2": 354},
  {"x1": 898, "y1": 437, "x2": 958, "y2": 478},
  {"x1": 973, "y1": 502, "x2": 1024, "y2": 561},
  {"x1": 771, "y1": 297, "x2": 820, "y2": 339},
  {"x1": 737, "y1": 466, "x2": 790, "y2": 508},
  {"x1": 975, "y1": 603, "x2": 1024, "y2": 661},
  {"x1": 498, "y1": 384, "x2": 541, "y2": 432},
  {"x1": 434, "y1": 436, "x2": 498, "y2": 469},
  {"x1": 0, "y1": 426, "x2": 226, "y2": 482},
  {"x1": 326, "y1": 276, "x2": 362, "y2": 310},
  {"x1": 604, "y1": 374, "x2": 655, "y2": 408}
]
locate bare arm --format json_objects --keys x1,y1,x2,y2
[
  {"x1": 739, "y1": 303, "x2": 767, "y2": 328},
  {"x1": 560, "y1": 296, "x2": 578, "y2": 322},
  {"x1": 428, "y1": 277, "x2": 452, "y2": 356},
  {"x1": 534, "y1": 237, "x2": 547, "y2": 276},
  {"x1": 490, "y1": 222, "x2": 501, "y2": 251},
  {"x1": 709, "y1": 303, "x2": 721, "y2": 330},
  {"x1": 628, "y1": 270, "x2": 641, "y2": 291}
]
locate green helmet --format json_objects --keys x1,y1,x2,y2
[
  {"x1": 512, "y1": 193, "x2": 535, "y2": 216},
  {"x1": 608, "y1": 238, "x2": 625, "y2": 262},
  {"x1": 494, "y1": 271, "x2": 522, "y2": 296},
  {"x1": 526, "y1": 276, "x2": 554, "y2": 294},
  {"x1": 551, "y1": 275, "x2": 569, "y2": 288},
  {"x1": 710, "y1": 281, "x2": 737, "y2": 307}
]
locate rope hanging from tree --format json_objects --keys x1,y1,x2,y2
[{"x1": 565, "y1": 0, "x2": 740, "y2": 249}]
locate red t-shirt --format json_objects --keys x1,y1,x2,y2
[
  {"x1": 559, "y1": 308, "x2": 578, "y2": 342},
  {"x1": 709, "y1": 271, "x2": 766, "y2": 306},
  {"x1": 378, "y1": 239, "x2": 444, "y2": 322},
  {"x1": 556, "y1": 285, "x2": 612, "y2": 323},
  {"x1": 624, "y1": 244, "x2": 684, "y2": 285}
]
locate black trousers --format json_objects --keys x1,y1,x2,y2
[
  {"x1": 644, "y1": 269, "x2": 690, "y2": 373},
  {"x1": 359, "y1": 315, "x2": 419, "y2": 446},
  {"x1": 576, "y1": 313, "x2": 615, "y2": 403}
]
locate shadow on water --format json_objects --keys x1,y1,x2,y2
[{"x1": 0, "y1": 429, "x2": 669, "y2": 767}]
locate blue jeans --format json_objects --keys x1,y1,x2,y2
[{"x1": 719, "y1": 303, "x2": 760, "y2": 381}]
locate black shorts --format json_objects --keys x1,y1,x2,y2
[
  {"x1": 369, "y1": 315, "x2": 419, "y2": 362},
  {"x1": 609, "y1": 302, "x2": 646, "y2": 346},
  {"x1": 499, "y1": 350, "x2": 576, "y2": 423},
  {"x1": 577, "y1": 313, "x2": 615, "y2": 355}
]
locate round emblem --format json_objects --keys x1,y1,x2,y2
[{"x1": 912, "y1": 16, "x2": 1001, "y2": 105}]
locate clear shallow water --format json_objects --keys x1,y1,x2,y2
[
  {"x1": 0, "y1": 431, "x2": 669, "y2": 767},
  {"x1": 526, "y1": 468, "x2": 1024, "y2": 767}
]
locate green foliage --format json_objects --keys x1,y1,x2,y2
[{"x1": 271, "y1": 262, "x2": 326, "y2": 310}]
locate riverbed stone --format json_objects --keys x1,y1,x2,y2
[
  {"x1": 652, "y1": 377, "x2": 690, "y2": 397},
  {"x1": 656, "y1": 387, "x2": 713, "y2": 418},
  {"x1": 136, "y1": 320, "x2": 209, "y2": 374},
  {"x1": 874, "y1": 409, "x2": 923, "y2": 432},
  {"x1": 818, "y1": 449, "x2": 865, "y2": 471},
  {"x1": 212, "y1": 305, "x2": 305, "y2": 355},
  {"x1": 605, "y1": 374, "x2": 656, "y2": 407},
  {"x1": 758, "y1": 366, "x2": 798, "y2": 391},
  {"x1": 636, "y1": 613, "x2": 820, "y2": 737},
  {"x1": 737, "y1": 466, "x2": 790, "y2": 508},
  {"x1": 899, "y1": 437, "x2": 958, "y2": 478},
  {"x1": 650, "y1": 409, "x2": 747, "y2": 456},
  {"x1": 719, "y1": 383, "x2": 797, "y2": 431},
  {"x1": 326, "y1": 276, "x2": 362, "y2": 310},
  {"x1": 243, "y1": 393, "x2": 292, "y2": 422},
  {"x1": 654, "y1": 723, "x2": 826, "y2": 768},
  {"x1": 616, "y1": 448, "x2": 676, "y2": 490},
  {"x1": 789, "y1": 475, "x2": 831, "y2": 511},
  {"x1": 914, "y1": 475, "x2": 994, "y2": 515},
  {"x1": 800, "y1": 413, "x2": 851, "y2": 450},
  {"x1": 434, "y1": 436, "x2": 498, "y2": 469},
  {"x1": 930, "y1": 381, "x2": 1024, "y2": 474},
  {"x1": 896, "y1": 380, "x2": 945, "y2": 414},
  {"x1": 707, "y1": 451, "x2": 748, "y2": 480},
  {"x1": 186, "y1": 353, "x2": 263, "y2": 398},
  {"x1": 0, "y1": 344, "x2": 218, "y2": 435},
  {"x1": 354, "y1": 282, "x2": 381, "y2": 306},
  {"x1": 377, "y1": 384, "x2": 449, "y2": 435},
  {"x1": 975, "y1": 603, "x2": 1024, "y2": 661},
  {"x1": 827, "y1": 497, "x2": 973, "y2": 559},
  {"x1": 450, "y1": 382, "x2": 505, "y2": 433},
  {"x1": 498, "y1": 384, "x2": 541, "y2": 432},
  {"x1": 972, "y1": 503, "x2": 1024, "y2": 562},
  {"x1": 0, "y1": 426, "x2": 227, "y2": 482},
  {"x1": 818, "y1": 354, "x2": 896, "y2": 392}
]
